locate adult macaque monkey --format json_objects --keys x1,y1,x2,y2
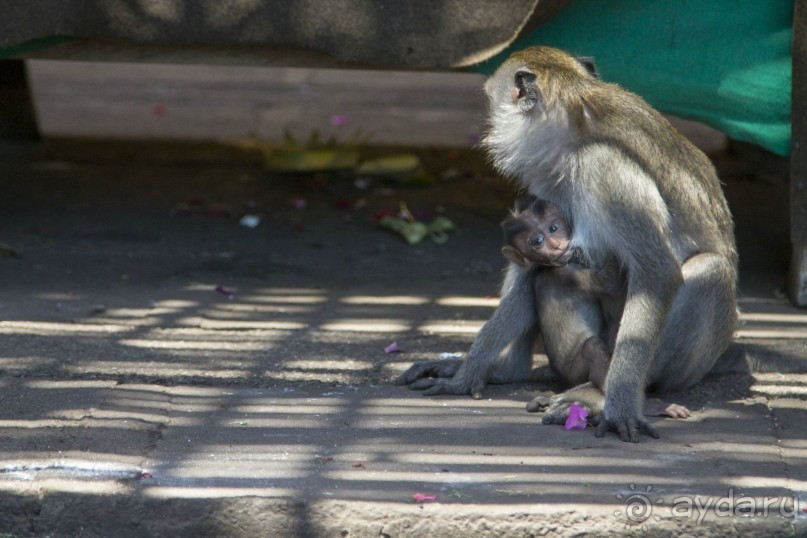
[
  {"x1": 396, "y1": 46, "x2": 737, "y2": 442},
  {"x1": 502, "y1": 195, "x2": 690, "y2": 420}
]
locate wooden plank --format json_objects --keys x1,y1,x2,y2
[{"x1": 26, "y1": 60, "x2": 487, "y2": 147}]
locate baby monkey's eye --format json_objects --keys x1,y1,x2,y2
[
  {"x1": 531, "y1": 235, "x2": 545, "y2": 247},
  {"x1": 549, "y1": 223, "x2": 559, "y2": 233}
]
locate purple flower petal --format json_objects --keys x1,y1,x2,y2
[
  {"x1": 215, "y1": 285, "x2": 236, "y2": 300},
  {"x1": 564, "y1": 403, "x2": 588, "y2": 430},
  {"x1": 384, "y1": 342, "x2": 402, "y2": 354}
]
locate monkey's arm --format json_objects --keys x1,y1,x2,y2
[
  {"x1": 576, "y1": 151, "x2": 682, "y2": 442},
  {"x1": 395, "y1": 264, "x2": 537, "y2": 399}
]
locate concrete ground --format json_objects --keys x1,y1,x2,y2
[{"x1": 0, "y1": 62, "x2": 805, "y2": 537}]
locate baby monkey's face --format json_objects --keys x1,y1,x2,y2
[
  {"x1": 502, "y1": 200, "x2": 573, "y2": 268},
  {"x1": 516, "y1": 203, "x2": 572, "y2": 266}
]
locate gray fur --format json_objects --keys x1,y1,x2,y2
[{"x1": 396, "y1": 46, "x2": 738, "y2": 443}]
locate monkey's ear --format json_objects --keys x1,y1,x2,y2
[
  {"x1": 577, "y1": 57, "x2": 599, "y2": 79},
  {"x1": 514, "y1": 70, "x2": 545, "y2": 113},
  {"x1": 501, "y1": 246, "x2": 531, "y2": 268}
]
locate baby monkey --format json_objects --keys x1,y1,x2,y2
[
  {"x1": 501, "y1": 195, "x2": 689, "y2": 419},
  {"x1": 501, "y1": 195, "x2": 624, "y2": 298}
]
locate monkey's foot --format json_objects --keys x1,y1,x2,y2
[
  {"x1": 525, "y1": 396, "x2": 551, "y2": 413},
  {"x1": 644, "y1": 398, "x2": 691, "y2": 419},
  {"x1": 594, "y1": 407, "x2": 660, "y2": 443},
  {"x1": 539, "y1": 398, "x2": 596, "y2": 426},
  {"x1": 411, "y1": 377, "x2": 485, "y2": 400},
  {"x1": 578, "y1": 391, "x2": 662, "y2": 442},
  {"x1": 394, "y1": 359, "x2": 462, "y2": 386},
  {"x1": 530, "y1": 382, "x2": 604, "y2": 425}
]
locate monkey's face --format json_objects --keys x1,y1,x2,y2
[
  {"x1": 482, "y1": 59, "x2": 546, "y2": 177},
  {"x1": 482, "y1": 47, "x2": 599, "y2": 180},
  {"x1": 505, "y1": 204, "x2": 573, "y2": 268}
]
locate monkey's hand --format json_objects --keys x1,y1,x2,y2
[
  {"x1": 394, "y1": 359, "x2": 462, "y2": 386},
  {"x1": 594, "y1": 399, "x2": 660, "y2": 442},
  {"x1": 419, "y1": 376, "x2": 486, "y2": 400},
  {"x1": 394, "y1": 359, "x2": 486, "y2": 399}
]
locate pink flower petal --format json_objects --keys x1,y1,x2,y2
[
  {"x1": 384, "y1": 342, "x2": 402, "y2": 354},
  {"x1": 564, "y1": 403, "x2": 589, "y2": 430},
  {"x1": 412, "y1": 493, "x2": 437, "y2": 502},
  {"x1": 215, "y1": 285, "x2": 236, "y2": 300},
  {"x1": 330, "y1": 114, "x2": 351, "y2": 126}
]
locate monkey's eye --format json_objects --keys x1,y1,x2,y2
[
  {"x1": 531, "y1": 235, "x2": 545, "y2": 247},
  {"x1": 548, "y1": 223, "x2": 559, "y2": 233}
]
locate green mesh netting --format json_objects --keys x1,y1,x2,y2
[{"x1": 473, "y1": 0, "x2": 792, "y2": 156}]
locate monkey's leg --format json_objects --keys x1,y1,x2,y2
[
  {"x1": 596, "y1": 252, "x2": 736, "y2": 441},
  {"x1": 486, "y1": 263, "x2": 541, "y2": 384},
  {"x1": 487, "y1": 324, "x2": 539, "y2": 384},
  {"x1": 535, "y1": 336, "x2": 690, "y2": 424},
  {"x1": 580, "y1": 336, "x2": 610, "y2": 388},
  {"x1": 536, "y1": 333, "x2": 608, "y2": 426},
  {"x1": 535, "y1": 389, "x2": 690, "y2": 423},
  {"x1": 534, "y1": 276, "x2": 605, "y2": 387},
  {"x1": 396, "y1": 265, "x2": 537, "y2": 399},
  {"x1": 643, "y1": 398, "x2": 691, "y2": 418},
  {"x1": 538, "y1": 382, "x2": 605, "y2": 425},
  {"x1": 645, "y1": 253, "x2": 737, "y2": 392},
  {"x1": 531, "y1": 334, "x2": 609, "y2": 405},
  {"x1": 525, "y1": 276, "x2": 607, "y2": 422}
]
